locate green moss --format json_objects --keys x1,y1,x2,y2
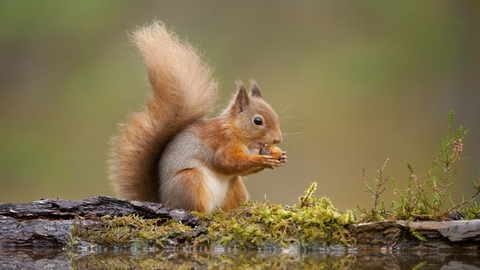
[
  {"x1": 70, "y1": 183, "x2": 355, "y2": 250},
  {"x1": 71, "y1": 214, "x2": 197, "y2": 249},
  {"x1": 198, "y1": 186, "x2": 355, "y2": 250}
]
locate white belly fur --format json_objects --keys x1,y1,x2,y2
[
  {"x1": 245, "y1": 145, "x2": 259, "y2": 156},
  {"x1": 199, "y1": 166, "x2": 233, "y2": 213}
]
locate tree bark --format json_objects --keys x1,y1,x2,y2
[{"x1": 350, "y1": 220, "x2": 480, "y2": 250}]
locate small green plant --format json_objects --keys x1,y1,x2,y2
[
  {"x1": 465, "y1": 200, "x2": 480, "y2": 219},
  {"x1": 409, "y1": 227, "x2": 427, "y2": 242},
  {"x1": 389, "y1": 163, "x2": 430, "y2": 219},
  {"x1": 361, "y1": 111, "x2": 480, "y2": 221},
  {"x1": 299, "y1": 181, "x2": 317, "y2": 207},
  {"x1": 412, "y1": 261, "x2": 428, "y2": 270},
  {"x1": 358, "y1": 159, "x2": 391, "y2": 221}
]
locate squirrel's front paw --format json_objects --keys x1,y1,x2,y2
[
  {"x1": 259, "y1": 145, "x2": 286, "y2": 166},
  {"x1": 260, "y1": 155, "x2": 282, "y2": 168}
]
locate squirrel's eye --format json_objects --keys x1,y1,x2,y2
[{"x1": 253, "y1": 117, "x2": 263, "y2": 126}]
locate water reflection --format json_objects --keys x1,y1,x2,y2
[{"x1": 1, "y1": 248, "x2": 479, "y2": 269}]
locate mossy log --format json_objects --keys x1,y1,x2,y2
[
  {"x1": 0, "y1": 196, "x2": 199, "y2": 247},
  {"x1": 1, "y1": 196, "x2": 479, "y2": 250}
]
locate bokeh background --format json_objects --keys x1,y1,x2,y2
[{"x1": 1, "y1": 1, "x2": 479, "y2": 211}]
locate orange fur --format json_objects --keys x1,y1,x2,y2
[{"x1": 222, "y1": 176, "x2": 248, "y2": 211}]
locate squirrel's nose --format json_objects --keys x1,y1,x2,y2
[
  {"x1": 272, "y1": 128, "x2": 282, "y2": 144},
  {"x1": 273, "y1": 135, "x2": 282, "y2": 144}
]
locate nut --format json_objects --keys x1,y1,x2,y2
[{"x1": 259, "y1": 145, "x2": 283, "y2": 160}]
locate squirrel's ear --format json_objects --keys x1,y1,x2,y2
[
  {"x1": 250, "y1": 80, "x2": 263, "y2": 99},
  {"x1": 234, "y1": 81, "x2": 249, "y2": 113}
]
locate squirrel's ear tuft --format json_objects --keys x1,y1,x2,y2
[
  {"x1": 234, "y1": 81, "x2": 249, "y2": 113},
  {"x1": 250, "y1": 80, "x2": 263, "y2": 99}
]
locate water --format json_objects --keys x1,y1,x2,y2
[{"x1": 1, "y1": 248, "x2": 479, "y2": 269}]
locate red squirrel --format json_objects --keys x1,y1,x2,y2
[{"x1": 109, "y1": 21, "x2": 287, "y2": 213}]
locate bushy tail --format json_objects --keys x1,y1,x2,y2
[{"x1": 109, "y1": 21, "x2": 218, "y2": 202}]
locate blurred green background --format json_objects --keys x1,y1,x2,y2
[{"x1": 1, "y1": 1, "x2": 479, "y2": 211}]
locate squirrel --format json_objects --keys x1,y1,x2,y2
[{"x1": 108, "y1": 21, "x2": 287, "y2": 213}]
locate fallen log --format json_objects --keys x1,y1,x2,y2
[
  {"x1": 0, "y1": 197, "x2": 479, "y2": 250},
  {"x1": 0, "y1": 196, "x2": 199, "y2": 247},
  {"x1": 351, "y1": 220, "x2": 480, "y2": 250}
]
